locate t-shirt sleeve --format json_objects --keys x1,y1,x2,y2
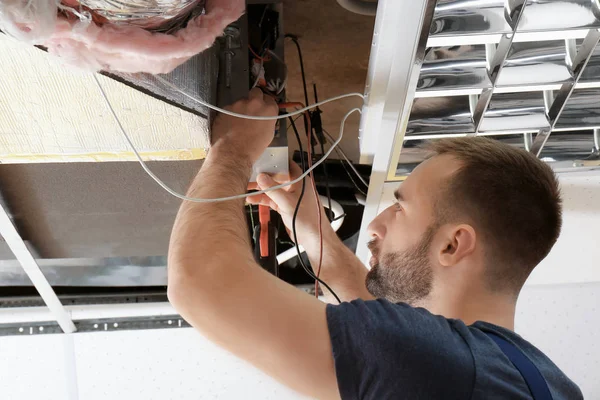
[{"x1": 326, "y1": 299, "x2": 474, "y2": 400}]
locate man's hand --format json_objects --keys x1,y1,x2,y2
[
  {"x1": 247, "y1": 162, "x2": 374, "y2": 303},
  {"x1": 246, "y1": 162, "x2": 335, "y2": 254},
  {"x1": 211, "y1": 88, "x2": 279, "y2": 164}
]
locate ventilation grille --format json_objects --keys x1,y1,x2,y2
[{"x1": 394, "y1": 0, "x2": 600, "y2": 178}]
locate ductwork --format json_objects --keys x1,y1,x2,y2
[{"x1": 336, "y1": 0, "x2": 377, "y2": 16}]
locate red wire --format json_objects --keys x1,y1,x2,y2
[
  {"x1": 303, "y1": 112, "x2": 324, "y2": 299},
  {"x1": 248, "y1": 44, "x2": 271, "y2": 62},
  {"x1": 280, "y1": 103, "x2": 324, "y2": 299}
]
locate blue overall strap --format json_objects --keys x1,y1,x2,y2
[{"x1": 485, "y1": 331, "x2": 553, "y2": 400}]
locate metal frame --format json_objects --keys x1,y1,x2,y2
[
  {"x1": 355, "y1": 0, "x2": 438, "y2": 263},
  {"x1": 530, "y1": 29, "x2": 600, "y2": 155},
  {"x1": 0, "y1": 200, "x2": 76, "y2": 333},
  {"x1": 471, "y1": 0, "x2": 526, "y2": 133}
]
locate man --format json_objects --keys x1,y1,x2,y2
[{"x1": 167, "y1": 89, "x2": 582, "y2": 399}]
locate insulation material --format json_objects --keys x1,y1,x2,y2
[
  {"x1": 0, "y1": 33, "x2": 210, "y2": 163},
  {"x1": 0, "y1": 0, "x2": 244, "y2": 74}
]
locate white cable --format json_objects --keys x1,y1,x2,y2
[
  {"x1": 155, "y1": 75, "x2": 363, "y2": 120},
  {"x1": 266, "y1": 49, "x2": 288, "y2": 95},
  {"x1": 251, "y1": 57, "x2": 264, "y2": 89},
  {"x1": 324, "y1": 129, "x2": 369, "y2": 188},
  {"x1": 93, "y1": 74, "x2": 362, "y2": 203}
]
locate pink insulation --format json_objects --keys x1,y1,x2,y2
[{"x1": 2, "y1": 0, "x2": 245, "y2": 74}]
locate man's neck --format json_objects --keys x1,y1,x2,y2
[{"x1": 416, "y1": 291, "x2": 517, "y2": 330}]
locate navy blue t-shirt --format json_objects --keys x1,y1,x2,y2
[{"x1": 326, "y1": 299, "x2": 582, "y2": 400}]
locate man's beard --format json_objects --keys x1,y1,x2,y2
[{"x1": 366, "y1": 226, "x2": 435, "y2": 305}]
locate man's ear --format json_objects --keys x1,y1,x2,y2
[{"x1": 437, "y1": 224, "x2": 477, "y2": 267}]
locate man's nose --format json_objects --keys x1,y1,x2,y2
[{"x1": 367, "y1": 210, "x2": 388, "y2": 240}]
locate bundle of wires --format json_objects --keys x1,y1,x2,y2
[
  {"x1": 287, "y1": 116, "x2": 341, "y2": 303},
  {"x1": 249, "y1": 44, "x2": 288, "y2": 95},
  {"x1": 286, "y1": 34, "x2": 339, "y2": 302}
]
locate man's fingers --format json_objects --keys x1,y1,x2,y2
[
  {"x1": 256, "y1": 173, "x2": 295, "y2": 211},
  {"x1": 263, "y1": 92, "x2": 278, "y2": 113},
  {"x1": 246, "y1": 194, "x2": 267, "y2": 205},
  {"x1": 289, "y1": 161, "x2": 303, "y2": 179},
  {"x1": 246, "y1": 195, "x2": 279, "y2": 212},
  {"x1": 248, "y1": 87, "x2": 264, "y2": 101}
]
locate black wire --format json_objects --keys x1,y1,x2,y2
[
  {"x1": 285, "y1": 34, "x2": 310, "y2": 109},
  {"x1": 313, "y1": 83, "x2": 333, "y2": 222},
  {"x1": 285, "y1": 114, "x2": 303, "y2": 135},
  {"x1": 332, "y1": 213, "x2": 347, "y2": 222},
  {"x1": 319, "y1": 140, "x2": 334, "y2": 221},
  {"x1": 339, "y1": 157, "x2": 367, "y2": 197},
  {"x1": 286, "y1": 34, "x2": 315, "y2": 158},
  {"x1": 323, "y1": 128, "x2": 369, "y2": 193},
  {"x1": 288, "y1": 116, "x2": 341, "y2": 303}
]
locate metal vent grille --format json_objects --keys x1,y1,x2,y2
[{"x1": 392, "y1": 0, "x2": 600, "y2": 179}]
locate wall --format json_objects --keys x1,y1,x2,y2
[{"x1": 515, "y1": 283, "x2": 600, "y2": 398}]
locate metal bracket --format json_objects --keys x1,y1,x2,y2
[
  {"x1": 530, "y1": 29, "x2": 600, "y2": 156},
  {"x1": 0, "y1": 200, "x2": 76, "y2": 333},
  {"x1": 472, "y1": 0, "x2": 527, "y2": 134}
]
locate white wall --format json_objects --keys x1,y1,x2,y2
[
  {"x1": 526, "y1": 171, "x2": 600, "y2": 285},
  {"x1": 516, "y1": 283, "x2": 600, "y2": 399}
]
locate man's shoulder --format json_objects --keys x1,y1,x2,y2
[
  {"x1": 469, "y1": 322, "x2": 583, "y2": 400},
  {"x1": 326, "y1": 299, "x2": 475, "y2": 400},
  {"x1": 327, "y1": 298, "x2": 460, "y2": 337},
  {"x1": 326, "y1": 300, "x2": 582, "y2": 399}
]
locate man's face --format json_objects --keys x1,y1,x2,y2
[{"x1": 365, "y1": 155, "x2": 459, "y2": 304}]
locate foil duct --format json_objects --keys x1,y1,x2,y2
[{"x1": 74, "y1": 0, "x2": 205, "y2": 31}]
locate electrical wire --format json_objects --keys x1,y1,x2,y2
[
  {"x1": 339, "y1": 156, "x2": 367, "y2": 196},
  {"x1": 312, "y1": 162, "x2": 324, "y2": 297},
  {"x1": 319, "y1": 141, "x2": 334, "y2": 217},
  {"x1": 301, "y1": 111, "x2": 324, "y2": 298},
  {"x1": 248, "y1": 44, "x2": 271, "y2": 62},
  {"x1": 281, "y1": 102, "x2": 324, "y2": 297},
  {"x1": 313, "y1": 85, "x2": 333, "y2": 224},
  {"x1": 251, "y1": 56, "x2": 264, "y2": 89},
  {"x1": 285, "y1": 34, "x2": 315, "y2": 159},
  {"x1": 248, "y1": 204, "x2": 255, "y2": 231},
  {"x1": 265, "y1": 49, "x2": 288, "y2": 95},
  {"x1": 285, "y1": 34, "x2": 310, "y2": 113},
  {"x1": 285, "y1": 38, "x2": 333, "y2": 284},
  {"x1": 155, "y1": 75, "x2": 363, "y2": 121},
  {"x1": 286, "y1": 115, "x2": 303, "y2": 135},
  {"x1": 93, "y1": 74, "x2": 361, "y2": 203},
  {"x1": 288, "y1": 116, "x2": 341, "y2": 303},
  {"x1": 323, "y1": 129, "x2": 369, "y2": 189}
]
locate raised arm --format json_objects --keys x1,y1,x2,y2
[
  {"x1": 247, "y1": 163, "x2": 374, "y2": 303},
  {"x1": 167, "y1": 89, "x2": 340, "y2": 400}
]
